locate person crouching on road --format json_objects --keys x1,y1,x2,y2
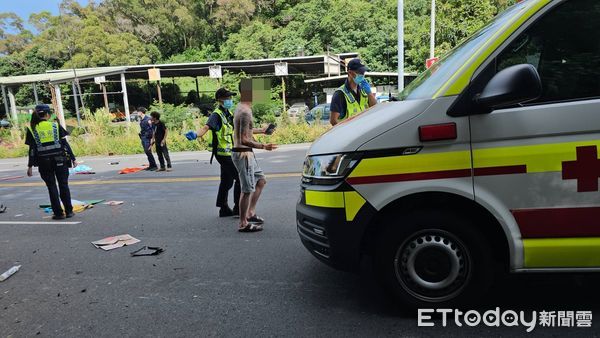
[
  {"x1": 192, "y1": 88, "x2": 241, "y2": 217},
  {"x1": 150, "y1": 111, "x2": 172, "y2": 172},
  {"x1": 25, "y1": 104, "x2": 77, "y2": 220},
  {"x1": 232, "y1": 103, "x2": 277, "y2": 232},
  {"x1": 330, "y1": 58, "x2": 377, "y2": 126},
  {"x1": 138, "y1": 107, "x2": 158, "y2": 171}
]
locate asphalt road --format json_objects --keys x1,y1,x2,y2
[{"x1": 1, "y1": 144, "x2": 599, "y2": 337}]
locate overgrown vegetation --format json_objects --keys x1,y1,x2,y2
[{"x1": 0, "y1": 107, "x2": 328, "y2": 159}]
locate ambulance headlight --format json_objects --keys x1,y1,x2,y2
[{"x1": 302, "y1": 153, "x2": 361, "y2": 182}]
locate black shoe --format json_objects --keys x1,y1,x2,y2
[
  {"x1": 219, "y1": 206, "x2": 234, "y2": 217},
  {"x1": 65, "y1": 212, "x2": 75, "y2": 218},
  {"x1": 52, "y1": 214, "x2": 66, "y2": 220},
  {"x1": 144, "y1": 166, "x2": 158, "y2": 171},
  {"x1": 232, "y1": 205, "x2": 240, "y2": 217}
]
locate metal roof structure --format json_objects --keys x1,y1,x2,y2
[{"x1": 0, "y1": 66, "x2": 128, "y2": 86}]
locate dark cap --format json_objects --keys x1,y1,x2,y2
[
  {"x1": 35, "y1": 104, "x2": 51, "y2": 114},
  {"x1": 137, "y1": 107, "x2": 147, "y2": 113},
  {"x1": 215, "y1": 88, "x2": 237, "y2": 100},
  {"x1": 347, "y1": 58, "x2": 369, "y2": 75}
]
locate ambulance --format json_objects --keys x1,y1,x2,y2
[{"x1": 297, "y1": 0, "x2": 600, "y2": 307}]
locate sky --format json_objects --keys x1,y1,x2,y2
[{"x1": 1, "y1": 0, "x2": 91, "y2": 31}]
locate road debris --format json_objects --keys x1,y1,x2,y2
[
  {"x1": 0, "y1": 204, "x2": 6, "y2": 213},
  {"x1": 92, "y1": 234, "x2": 140, "y2": 251},
  {"x1": 109, "y1": 162, "x2": 120, "y2": 165},
  {"x1": 130, "y1": 246, "x2": 164, "y2": 257},
  {"x1": 0, "y1": 265, "x2": 21, "y2": 282},
  {"x1": 69, "y1": 164, "x2": 95, "y2": 175},
  {"x1": 103, "y1": 201, "x2": 124, "y2": 206},
  {"x1": 119, "y1": 167, "x2": 145, "y2": 175}
]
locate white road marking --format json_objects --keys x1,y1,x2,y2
[{"x1": 0, "y1": 221, "x2": 82, "y2": 225}]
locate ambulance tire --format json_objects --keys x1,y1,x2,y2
[{"x1": 374, "y1": 209, "x2": 494, "y2": 309}]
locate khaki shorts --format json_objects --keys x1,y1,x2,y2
[{"x1": 231, "y1": 151, "x2": 266, "y2": 193}]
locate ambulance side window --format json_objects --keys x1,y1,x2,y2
[{"x1": 496, "y1": 0, "x2": 600, "y2": 104}]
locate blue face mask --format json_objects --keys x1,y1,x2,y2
[
  {"x1": 223, "y1": 99, "x2": 233, "y2": 109},
  {"x1": 354, "y1": 74, "x2": 365, "y2": 84}
]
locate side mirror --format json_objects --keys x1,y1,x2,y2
[{"x1": 476, "y1": 64, "x2": 542, "y2": 109}]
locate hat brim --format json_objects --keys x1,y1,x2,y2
[
  {"x1": 217, "y1": 91, "x2": 237, "y2": 99},
  {"x1": 355, "y1": 66, "x2": 369, "y2": 75}
]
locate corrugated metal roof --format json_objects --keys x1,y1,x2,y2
[{"x1": 0, "y1": 66, "x2": 128, "y2": 86}]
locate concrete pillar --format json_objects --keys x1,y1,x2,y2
[
  {"x1": 7, "y1": 86, "x2": 17, "y2": 123},
  {"x1": 53, "y1": 84, "x2": 66, "y2": 129},
  {"x1": 120, "y1": 73, "x2": 130, "y2": 124},
  {"x1": 33, "y1": 83, "x2": 39, "y2": 104},
  {"x1": 1, "y1": 85, "x2": 9, "y2": 118},
  {"x1": 72, "y1": 82, "x2": 81, "y2": 126}
]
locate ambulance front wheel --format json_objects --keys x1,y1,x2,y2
[{"x1": 375, "y1": 209, "x2": 494, "y2": 309}]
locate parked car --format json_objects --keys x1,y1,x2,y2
[
  {"x1": 305, "y1": 104, "x2": 331, "y2": 125},
  {"x1": 288, "y1": 103, "x2": 309, "y2": 119}
]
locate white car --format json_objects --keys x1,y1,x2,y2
[{"x1": 287, "y1": 103, "x2": 309, "y2": 119}]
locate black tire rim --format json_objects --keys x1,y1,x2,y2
[{"x1": 393, "y1": 229, "x2": 471, "y2": 303}]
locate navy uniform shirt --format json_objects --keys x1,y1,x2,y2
[{"x1": 139, "y1": 115, "x2": 154, "y2": 139}]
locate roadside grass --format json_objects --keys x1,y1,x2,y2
[{"x1": 0, "y1": 109, "x2": 329, "y2": 159}]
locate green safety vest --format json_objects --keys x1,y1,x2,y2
[
  {"x1": 28, "y1": 121, "x2": 63, "y2": 158},
  {"x1": 208, "y1": 107, "x2": 234, "y2": 157},
  {"x1": 337, "y1": 83, "x2": 369, "y2": 120}
]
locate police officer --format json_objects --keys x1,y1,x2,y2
[
  {"x1": 330, "y1": 58, "x2": 377, "y2": 126},
  {"x1": 193, "y1": 88, "x2": 241, "y2": 217},
  {"x1": 25, "y1": 104, "x2": 77, "y2": 220},
  {"x1": 138, "y1": 107, "x2": 158, "y2": 171}
]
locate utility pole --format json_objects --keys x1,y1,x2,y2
[
  {"x1": 430, "y1": 0, "x2": 436, "y2": 59},
  {"x1": 398, "y1": 0, "x2": 404, "y2": 92}
]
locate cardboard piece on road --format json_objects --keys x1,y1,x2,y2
[
  {"x1": 92, "y1": 234, "x2": 140, "y2": 251},
  {"x1": 103, "y1": 201, "x2": 124, "y2": 206},
  {"x1": 0, "y1": 265, "x2": 21, "y2": 282},
  {"x1": 130, "y1": 246, "x2": 164, "y2": 257}
]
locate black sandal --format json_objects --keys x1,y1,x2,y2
[
  {"x1": 247, "y1": 215, "x2": 264, "y2": 224},
  {"x1": 238, "y1": 223, "x2": 263, "y2": 232}
]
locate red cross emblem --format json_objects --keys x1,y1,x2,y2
[{"x1": 562, "y1": 145, "x2": 600, "y2": 192}]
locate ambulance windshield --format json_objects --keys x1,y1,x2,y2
[{"x1": 399, "y1": 1, "x2": 531, "y2": 101}]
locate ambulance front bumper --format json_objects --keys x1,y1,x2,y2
[{"x1": 296, "y1": 185, "x2": 376, "y2": 272}]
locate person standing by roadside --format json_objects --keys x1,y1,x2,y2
[
  {"x1": 231, "y1": 103, "x2": 277, "y2": 232},
  {"x1": 187, "y1": 88, "x2": 241, "y2": 217},
  {"x1": 25, "y1": 104, "x2": 76, "y2": 220},
  {"x1": 330, "y1": 58, "x2": 377, "y2": 126},
  {"x1": 138, "y1": 107, "x2": 157, "y2": 171},
  {"x1": 150, "y1": 111, "x2": 172, "y2": 172}
]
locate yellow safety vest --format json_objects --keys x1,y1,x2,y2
[
  {"x1": 337, "y1": 84, "x2": 369, "y2": 120},
  {"x1": 209, "y1": 107, "x2": 234, "y2": 157},
  {"x1": 29, "y1": 121, "x2": 63, "y2": 157}
]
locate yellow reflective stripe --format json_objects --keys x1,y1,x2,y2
[
  {"x1": 349, "y1": 150, "x2": 471, "y2": 178},
  {"x1": 473, "y1": 140, "x2": 600, "y2": 173},
  {"x1": 434, "y1": 0, "x2": 551, "y2": 98},
  {"x1": 305, "y1": 191, "x2": 345, "y2": 208},
  {"x1": 305, "y1": 190, "x2": 367, "y2": 222},
  {"x1": 524, "y1": 238, "x2": 600, "y2": 268},
  {"x1": 344, "y1": 191, "x2": 366, "y2": 222}
]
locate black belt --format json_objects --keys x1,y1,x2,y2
[{"x1": 232, "y1": 147, "x2": 253, "y2": 153}]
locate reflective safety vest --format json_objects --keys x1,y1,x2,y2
[
  {"x1": 209, "y1": 107, "x2": 234, "y2": 157},
  {"x1": 29, "y1": 121, "x2": 63, "y2": 158},
  {"x1": 336, "y1": 84, "x2": 369, "y2": 120}
]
